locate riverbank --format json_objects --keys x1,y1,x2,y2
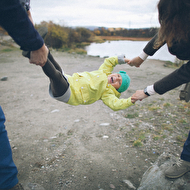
[
  {"x1": 97, "y1": 36, "x2": 152, "y2": 41},
  {"x1": 0, "y1": 45, "x2": 189, "y2": 189}
]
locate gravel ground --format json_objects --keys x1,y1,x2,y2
[{"x1": 0, "y1": 43, "x2": 189, "y2": 190}]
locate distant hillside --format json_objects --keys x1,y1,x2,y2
[{"x1": 72, "y1": 26, "x2": 108, "y2": 31}]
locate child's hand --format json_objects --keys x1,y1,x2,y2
[
  {"x1": 131, "y1": 98, "x2": 137, "y2": 104},
  {"x1": 124, "y1": 58, "x2": 130, "y2": 63}
]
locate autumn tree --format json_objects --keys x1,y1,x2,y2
[
  {"x1": 41, "y1": 21, "x2": 68, "y2": 49},
  {"x1": 75, "y1": 27, "x2": 93, "y2": 42}
]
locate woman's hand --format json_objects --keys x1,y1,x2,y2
[
  {"x1": 131, "y1": 90, "x2": 148, "y2": 102},
  {"x1": 128, "y1": 56, "x2": 144, "y2": 67}
]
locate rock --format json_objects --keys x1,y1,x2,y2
[
  {"x1": 123, "y1": 179, "x2": 136, "y2": 189},
  {"x1": 109, "y1": 184, "x2": 115, "y2": 189},
  {"x1": 100, "y1": 123, "x2": 110, "y2": 126},
  {"x1": 137, "y1": 153, "x2": 190, "y2": 190},
  {"x1": 23, "y1": 183, "x2": 45, "y2": 190},
  {"x1": 1, "y1": 76, "x2": 8, "y2": 81},
  {"x1": 51, "y1": 109, "x2": 59, "y2": 113}
]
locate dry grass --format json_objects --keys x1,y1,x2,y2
[{"x1": 98, "y1": 36, "x2": 152, "y2": 41}]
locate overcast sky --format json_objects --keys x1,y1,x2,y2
[{"x1": 30, "y1": 0, "x2": 160, "y2": 28}]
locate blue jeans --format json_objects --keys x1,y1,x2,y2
[
  {"x1": 0, "y1": 106, "x2": 18, "y2": 189},
  {"x1": 181, "y1": 131, "x2": 190, "y2": 162}
]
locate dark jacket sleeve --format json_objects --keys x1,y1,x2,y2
[
  {"x1": 143, "y1": 34, "x2": 165, "y2": 56},
  {"x1": 154, "y1": 60, "x2": 190, "y2": 94},
  {"x1": 0, "y1": 0, "x2": 44, "y2": 51}
]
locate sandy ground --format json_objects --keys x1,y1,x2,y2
[{"x1": 0, "y1": 46, "x2": 188, "y2": 190}]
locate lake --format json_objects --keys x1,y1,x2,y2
[{"x1": 85, "y1": 40, "x2": 176, "y2": 62}]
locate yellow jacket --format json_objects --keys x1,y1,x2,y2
[{"x1": 66, "y1": 56, "x2": 134, "y2": 111}]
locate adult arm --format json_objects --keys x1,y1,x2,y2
[
  {"x1": 128, "y1": 34, "x2": 165, "y2": 67},
  {"x1": 131, "y1": 60, "x2": 190, "y2": 102},
  {"x1": 0, "y1": 0, "x2": 48, "y2": 66},
  {"x1": 0, "y1": 0, "x2": 43, "y2": 51},
  {"x1": 154, "y1": 60, "x2": 190, "y2": 94}
]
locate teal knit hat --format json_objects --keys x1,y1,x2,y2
[{"x1": 117, "y1": 71, "x2": 130, "y2": 93}]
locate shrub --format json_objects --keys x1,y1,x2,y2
[{"x1": 133, "y1": 140, "x2": 143, "y2": 147}]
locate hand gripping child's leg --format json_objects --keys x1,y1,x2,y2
[
  {"x1": 42, "y1": 58, "x2": 69, "y2": 97},
  {"x1": 22, "y1": 41, "x2": 69, "y2": 99}
]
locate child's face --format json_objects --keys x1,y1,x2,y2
[{"x1": 108, "y1": 73, "x2": 122, "y2": 90}]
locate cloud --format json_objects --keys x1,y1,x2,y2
[{"x1": 30, "y1": 0, "x2": 159, "y2": 28}]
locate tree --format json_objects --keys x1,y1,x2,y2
[
  {"x1": 76, "y1": 27, "x2": 92, "y2": 42},
  {"x1": 44, "y1": 21, "x2": 68, "y2": 49}
]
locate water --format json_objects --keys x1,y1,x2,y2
[{"x1": 85, "y1": 40, "x2": 176, "y2": 62}]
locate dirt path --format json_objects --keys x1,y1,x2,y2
[{"x1": 0, "y1": 47, "x2": 189, "y2": 190}]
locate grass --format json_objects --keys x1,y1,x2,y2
[
  {"x1": 97, "y1": 36, "x2": 152, "y2": 41},
  {"x1": 1, "y1": 48, "x2": 13, "y2": 52},
  {"x1": 67, "y1": 48, "x2": 87, "y2": 55},
  {"x1": 161, "y1": 135, "x2": 167, "y2": 139},
  {"x1": 176, "y1": 135, "x2": 186, "y2": 142},
  {"x1": 122, "y1": 95, "x2": 190, "y2": 151},
  {"x1": 133, "y1": 140, "x2": 143, "y2": 147},
  {"x1": 67, "y1": 130, "x2": 73, "y2": 136},
  {"x1": 162, "y1": 124, "x2": 173, "y2": 132},
  {"x1": 153, "y1": 135, "x2": 161, "y2": 141},
  {"x1": 139, "y1": 132, "x2": 146, "y2": 141},
  {"x1": 59, "y1": 47, "x2": 87, "y2": 55},
  {"x1": 178, "y1": 119, "x2": 187, "y2": 124},
  {"x1": 148, "y1": 106, "x2": 160, "y2": 111},
  {"x1": 163, "y1": 102, "x2": 172, "y2": 107},
  {"x1": 125, "y1": 112, "x2": 139, "y2": 119},
  {"x1": 164, "y1": 60, "x2": 185, "y2": 68}
]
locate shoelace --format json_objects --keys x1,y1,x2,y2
[
  {"x1": 175, "y1": 159, "x2": 183, "y2": 167},
  {"x1": 13, "y1": 183, "x2": 24, "y2": 190}
]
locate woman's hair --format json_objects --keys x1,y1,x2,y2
[{"x1": 154, "y1": 0, "x2": 190, "y2": 48}]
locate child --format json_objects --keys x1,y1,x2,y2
[
  {"x1": 20, "y1": 9, "x2": 134, "y2": 111},
  {"x1": 40, "y1": 52, "x2": 135, "y2": 111}
]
